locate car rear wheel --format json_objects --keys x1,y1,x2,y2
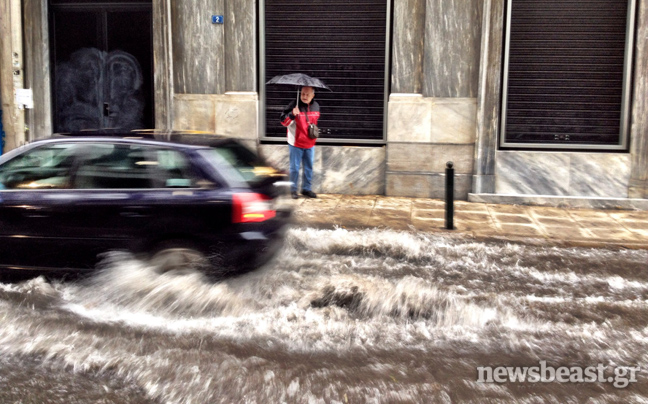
[{"x1": 150, "y1": 246, "x2": 209, "y2": 274}]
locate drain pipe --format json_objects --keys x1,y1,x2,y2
[{"x1": 445, "y1": 161, "x2": 454, "y2": 230}]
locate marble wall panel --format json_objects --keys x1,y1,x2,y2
[
  {"x1": 387, "y1": 173, "x2": 472, "y2": 199},
  {"x1": 386, "y1": 173, "x2": 433, "y2": 198},
  {"x1": 423, "y1": 0, "x2": 483, "y2": 98},
  {"x1": 391, "y1": 0, "x2": 425, "y2": 93},
  {"x1": 259, "y1": 145, "x2": 385, "y2": 195},
  {"x1": 320, "y1": 147, "x2": 386, "y2": 195},
  {"x1": 495, "y1": 152, "x2": 632, "y2": 198},
  {"x1": 496, "y1": 152, "x2": 570, "y2": 195},
  {"x1": 153, "y1": 0, "x2": 173, "y2": 129},
  {"x1": 473, "y1": 0, "x2": 505, "y2": 194},
  {"x1": 430, "y1": 98, "x2": 477, "y2": 144},
  {"x1": 225, "y1": 0, "x2": 255, "y2": 92},
  {"x1": 213, "y1": 92, "x2": 258, "y2": 139},
  {"x1": 173, "y1": 93, "x2": 258, "y2": 138},
  {"x1": 569, "y1": 154, "x2": 631, "y2": 198},
  {"x1": 23, "y1": 0, "x2": 52, "y2": 139},
  {"x1": 172, "y1": 95, "x2": 217, "y2": 132},
  {"x1": 387, "y1": 94, "x2": 431, "y2": 142},
  {"x1": 388, "y1": 95, "x2": 477, "y2": 144},
  {"x1": 172, "y1": 0, "x2": 225, "y2": 94},
  {"x1": 388, "y1": 143, "x2": 474, "y2": 174},
  {"x1": 630, "y1": 0, "x2": 648, "y2": 198},
  {"x1": 429, "y1": 173, "x2": 472, "y2": 199}
]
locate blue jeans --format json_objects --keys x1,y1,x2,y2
[{"x1": 289, "y1": 144, "x2": 314, "y2": 192}]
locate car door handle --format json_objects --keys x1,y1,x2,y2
[{"x1": 120, "y1": 206, "x2": 150, "y2": 218}]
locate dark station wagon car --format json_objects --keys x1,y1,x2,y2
[{"x1": 0, "y1": 131, "x2": 293, "y2": 277}]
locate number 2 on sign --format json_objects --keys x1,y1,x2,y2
[{"x1": 212, "y1": 15, "x2": 224, "y2": 24}]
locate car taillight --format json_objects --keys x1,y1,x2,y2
[{"x1": 232, "y1": 193, "x2": 277, "y2": 223}]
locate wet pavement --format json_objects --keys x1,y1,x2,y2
[
  {"x1": 293, "y1": 194, "x2": 648, "y2": 250},
  {"x1": 0, "y1": 197, "x2": 646, "y2": 403}
]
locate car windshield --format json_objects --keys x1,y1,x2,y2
[{"x1": 198, "y1": 143, "x2": 281, "y2": 187}]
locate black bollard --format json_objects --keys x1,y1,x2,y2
[{"x1": 445, "y1": 161, "x2": 454, "y2": 230}]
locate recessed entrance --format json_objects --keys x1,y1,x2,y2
[{"x1": 49, "y1": 0, "x2": 153, "y2": 132}]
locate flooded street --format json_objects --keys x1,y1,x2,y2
[{"x1": 0, "y1": 227, "x2": 647, "y2": 403}]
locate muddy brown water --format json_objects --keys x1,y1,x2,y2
[{"x1": 0, "y1": 227, "x2": 646, "y2": 403}]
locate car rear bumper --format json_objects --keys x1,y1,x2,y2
[{"x1": 206, "y1": 212, "x2": 292, "y2": 274}]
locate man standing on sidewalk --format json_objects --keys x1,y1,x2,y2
[{"x1": 280, "y1": 86, "x2": 319, "y2": 199}]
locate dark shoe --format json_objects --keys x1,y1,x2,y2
[
  {"x1": 291, "y1": 191, "x2": 299, "y2": 199},
  {"x1": 301, "y1": 190, "x2": 317, "y2": 198}
]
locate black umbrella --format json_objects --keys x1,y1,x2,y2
[{"x1": 266, "y1": 73, "x2": 332, "y2": 103}]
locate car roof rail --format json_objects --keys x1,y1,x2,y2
[{"x1": 52, "y1": 129, "x2": 232, "y2": 147}]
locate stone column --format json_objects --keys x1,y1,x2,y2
[
  {"x1": 171, "y1": 0, "x2": 226, "y2": 94},
  {"x1": 153, "y1": 0, "x2": 174, "y2": 129},
  {"x1": 422, "y1": 0, "x2": 483, "y2": 98},
  {"x1": 472, "y1": 0, "x2": 505, "y2": 194},
  {"x1": 391, "y1": 0, "x2": 425, "y2": 93},
  {"x1": 23, "y1": 0, "x2": 52, "y2": 140},
  {"x1": 629, "y1": 0, "x2": 648, "y2": 199},
  {"x1": 0, "y1": 0, "x2": 26, "y2": 152},
  {"x1": 225, "y1": 0, "x2": 256, "y2": 92}
]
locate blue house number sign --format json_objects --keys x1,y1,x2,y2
[{"x1": 212, "y1": 15, "x2": 224, "y2": 24}]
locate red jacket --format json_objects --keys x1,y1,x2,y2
[{"x1": 280, "y1": 100, "x2": 320, "y2": 149}]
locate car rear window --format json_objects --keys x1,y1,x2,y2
[{"x1": 198, "y1": 143, "x2": 281, "y2": 187}]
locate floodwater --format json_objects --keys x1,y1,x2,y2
[{"x1": 0, "y1": 227, "x2": 647, "y2": 403}]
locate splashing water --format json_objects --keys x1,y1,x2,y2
[{"x1": 0, "y1": 227, "x2": 646, "y2": 403}]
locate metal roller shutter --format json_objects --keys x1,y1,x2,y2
[
  {"x1": 263, "y1": 1, "x2": 389, "y2": 142},
  {"x1": 501, "y1": 0, "x2": 635, "y2": 149}
]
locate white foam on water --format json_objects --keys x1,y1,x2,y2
[{"x1": 0, "y1": 227, "x2": 646, "y2": 403}]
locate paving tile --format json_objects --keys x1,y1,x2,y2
[
  {"x1": 338, "y1": 196, "x2": 377, "y2": 208},
  {"x1": 370, "y1": 207, "x2": 412, "y2": 230},
  {"x1": 411, "y1": 208, "x2": 444, "y2": 220},
  {"x1": 301, "y1": 198, "x2": 340, "y2": 209},
  {"x1": 609, "y1": 211, "x2": 648, "y2": 221},
  {"x1": 487, "y1": 204, "x2": 530, "y2": 215},
  {"x1": 454, "y1": 220, "x2": 496, "y2": 232},
  {"x1": 412, "y1": 199, "x2": 445, "y2": 210},
  {"x1": 540, "y1": 225, "x2": 591, "y2": 240},
  {"x1": 587, "y1": 229, "x2": 643, "y2": 242},
  {"x1": 497, "y1": 224, "x2": 546, "y2": 237},
  {"x1": 528, "y1": 207, "x2": 570, "y2": 218},
  {"x1": 411, "y1": 218, "x2": 445, "y2": 232},
  {"x1": 328, "y1": 207, "x2": 374, "y2": 228},
  {"x1": 454, "y1": 201, "x2": 490, "y2": 212},
  {"x1": 628, "y1": 228, "x2": 648, "y2": 240},
  {"x1": 577, "y1": 219, "x2": 628, "y2": 231},
  {"x1": 567, "y1": 210, "x2": 612, "y2": 220},
  {"x1": 454, "y1": 212, "x2": 493, "y2": 222},
  {"x1": 492, "y1": 213, "x2": 534, "y2": 225},
  {"x1": 617, "y1": 221, "x2": 648, "y2": 231},
  {"x1": 374, "y1": 197, "x2": 414, "y2": 208},
  {"x1": 533, "y1": 216, "x2": 578, "y2": 227}
]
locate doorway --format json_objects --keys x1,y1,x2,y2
[{"x1": 49, "y1": 0, "x2": 153, "y2": 132}]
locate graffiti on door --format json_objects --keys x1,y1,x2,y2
[{"x1": 55, "y1": 48, "x2": 145, "y2": 132}]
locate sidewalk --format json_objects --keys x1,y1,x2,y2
[{"x1": 291, "y1": 194, "x2": 648, "y2": 250}]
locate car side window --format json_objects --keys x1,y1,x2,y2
[
  {"x1": 74, "y1": 144, "x2": 198, "y2": 189},
  {"x1": 154, "y1": 149, "x2": 198, "y2": 188},
  {"x1": 0, "y1": 143, "x2": 78, "y2": 189},
  {"x1": 74, "y1": 144, "x2": 155, "y2": 189}
]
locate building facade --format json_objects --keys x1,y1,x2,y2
[{"x1": 1, "y1": 0, "x2": 647, "y2": 207}]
